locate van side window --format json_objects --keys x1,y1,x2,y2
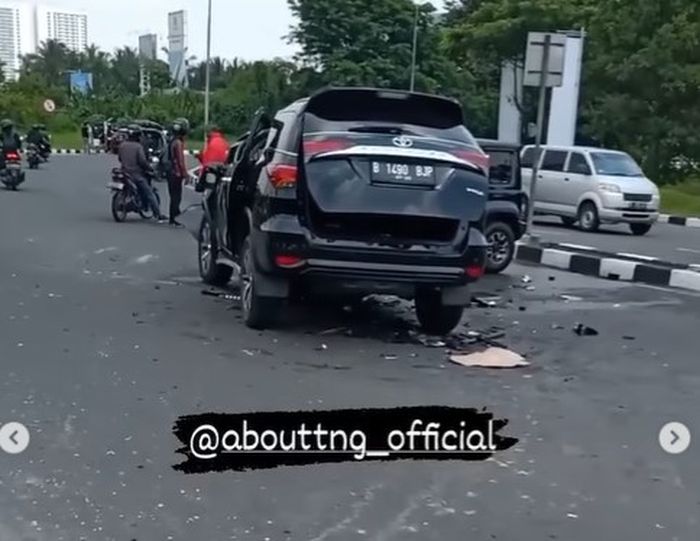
[
  {"x1": 541, "y1": 150, "x2": 567, "y2": 172},
  {"x1": 567, "y1": 153, "x2": 591, "y2": 175}
]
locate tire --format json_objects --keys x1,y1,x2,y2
[
  {"x1": 240, "y1": 235, "x2": 282, "y2": 330},
  {"x1": 198, "y1": 215, "x2": 233, "y2": 286},
  {"x1": 485, "y1": 221, "x2": 516, "y2": 274},
  {"x1": 111, "y1": 191, "x2": 128, "y2": 222},
  {"x1": 630, "y1": 223, "x2": 652, "y2": 236},
  {"x1": 561, "y1": 216, "x2": 577, "y2": 227},
  {"x1": 415, "y1": 288, "x2": 464, "y2": 335},
  {"x1": 577, "y1": 201, "x2": 600, "y2": 232}
]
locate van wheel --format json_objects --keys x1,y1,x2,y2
[
  {"x1": 240, "y1": 235, "x2": 281, "y2": 330},
  {"x1": 198, "y1": 215, "x2": 233, "y2": 286},
  {"x1": 415, "y1": 288, "x2": 464, "y2": 335},
  {"x1": 561, "y1": 216, "x2": 577, "y2": 227},
  {"x1": 578, "y1": 202, "x2": 600, "y2": 232},
  {"x1": 485, "y1": 221, "x2": 515, "y2": 274},
  {"x1": 630, "y1": 223, "x2": 652, "y2": 236}
]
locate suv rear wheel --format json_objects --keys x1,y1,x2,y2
[
  {"x1": 240, "y1": 235, "x2": 281, "y2": 330},
  {"x1": 578, "y1": 202, "x2": 600, "y2": 232},
  {"x1": 630, "y1": 223, "x2": 652, "y2": 236},
  {"x1": 198, "y1": 215, "x2": 233, "y2": 286},
  {"x1": 485, "y1": 221, "x2": 515, "y2": 274},
  {"x1": 415, "y1": 288, "x2": 464, "y2": 335}
]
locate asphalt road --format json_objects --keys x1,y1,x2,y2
[
  {"x1": 532, "y1": 217, "x2": 700, "y2": 266},
  {"x1": 1, "y1": 155, "x2": 699, "y2": 541}
]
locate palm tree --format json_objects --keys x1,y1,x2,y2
[
  {"x1": 111, "y1": 47, "x2": 140, "y2": 95},
  {"x1": 22, "y1": 40, "x2": 73, "y2": 82}
]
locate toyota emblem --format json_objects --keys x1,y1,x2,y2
[{"x1": 392, "y1": 135, "x2": 414, "y2": 148}]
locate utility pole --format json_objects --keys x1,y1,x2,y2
[
  {"x1": 204, "y1": 0, "x2": 212, "y2": 138},
  {"x1": 409, "y1": 3, "x2": 419, "y2": 92},
  {"x1": 524, "y1": 34, "x2": 551, "y2": 244}
]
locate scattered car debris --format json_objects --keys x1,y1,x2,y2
[
  {"x1": 548, "y1": 276, "x2": 556, "y2": 281},
  {"x1": 473, "y1": 296, "x2": 502, "y2": 308},
  {"x1": 319, "y1": 327, "x2": 348, "y2": 336},
  {"x1": 201, "y1": 290, "x2": 221, "y2": 298},
  {"x1": 524, "y1": 285, "x2": 536, "y2": 291},
  {"x1": 315, "y1": 344, "x2": 329, "y2": 352},
  {"x1": 521, "y1": 275, "x2": 532, "y2": 284},
  {"x1": 622, "y1": 336, "x2": 636, "y2": 341},
  {"x1": 561, "y1": 295, "x2": 583, "y2": 302},
  {"x1": 450, "y1": 347, "x2": 529, "y2": 369},
  {"x1": 381, "y1": 354, "x2": 398, "y2": 360},
  {"x1": 573, "y1": 323, "x2": 599, "y2": 336}
]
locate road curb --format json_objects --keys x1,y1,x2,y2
[
  {"x1": 658, "y1": 214, "x2": 700, "y2": 228},
  {"x1": 516, "y1": 243, "x2": 700, "y2": 293},
  {"x1": 51, "y1": 149, "x2": 197, "y2": 156}
]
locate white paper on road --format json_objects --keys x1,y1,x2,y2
[{"x1": 450, "y1": 348, "x2": 529, "y2": 369}]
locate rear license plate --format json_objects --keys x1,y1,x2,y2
[
  {"x1": 371, "y1": 161, "x2": 435, "y2": 186},
  {"x1": 108, "y1": 182, "x2": 124, "y2": 190},
  {"x1": 629, "y1": 202, "x2": 647, "y2": 210},
  {"x1": 6, "y1": 163, "x2": 20, "y2": 169}
]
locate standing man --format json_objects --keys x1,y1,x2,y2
[{"x1": 166, "y1": 118, "x2": 190, "y2": 227}]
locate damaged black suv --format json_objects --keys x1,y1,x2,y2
[{"x1": 197, "y1": 87, "x2": 490, "y2": 334}]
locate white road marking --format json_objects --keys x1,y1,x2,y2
[
  {"x1": 677, "y1": 247, "x2": 700, "y2": 255},
  {"x1": 617, "y1": 253, "x2": 659, "y2": 261},
  {"x1": 558, "y1": 243, "x2": 597, "y2": 251}
]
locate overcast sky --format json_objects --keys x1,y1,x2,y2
[
  {"x1": 33, "y1": 0, "x2": 299, "y2": 61},
  {"x1": 31, "y1": 0, "x2": 445, "y2": 62}
]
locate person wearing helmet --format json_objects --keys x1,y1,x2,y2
[
  {"x1": 1, "y1": 119, "x2": 22, "y2": 153},
  {"x1": 27, "y1": 124, "x2": 50, "y2": 156},
  {"x1": 118, "y1": 124, "x2": 167, "y2": 222},
  {"x1": 165, "y1": 118, "x2": 189, "y2": 227}
]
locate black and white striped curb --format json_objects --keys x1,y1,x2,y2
[
  {"x1": 52, "y1": 148, "x2": 198, "y2": 156},
  {"x1": 658, "y1": 214, "x2": 700, "y2": 228},
  {"x1": 516, "y1": 242, "x2": 700, "y2": 293}
]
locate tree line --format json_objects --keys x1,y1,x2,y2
[{"x1": 0, "y1": 0, "x2": 697, "y2": 183}]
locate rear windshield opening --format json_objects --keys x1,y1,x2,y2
[{"x1": 306, "y1": 89, "x2": 463, "y2": 130}]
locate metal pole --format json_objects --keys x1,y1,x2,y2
[
  {"x1": 409, "y1": 3, "x2": 418, "y2": 92},
  {"x1": 524, "y1": 34, "x2": 551, "y2": 244},
  {"x1": 204, "y1": 0, "x2": 212, "y2": 137}
]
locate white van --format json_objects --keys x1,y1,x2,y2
[{"x1": 521, "y1": 145, "x2": 661, "y2": 235}]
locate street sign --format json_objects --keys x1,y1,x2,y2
[
  {"x1": 43, "y1": 99, "x2": 56, "y2": 113},
  {"x1": 524, "y1": 32, "x2": 567, "y2": 87}
]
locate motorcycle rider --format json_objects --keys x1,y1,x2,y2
[
  {"x1": 195, "y1": 125, "x2": 230, "y2": 192},
  {"x1": 26, "y1": 124, "x2": 51, "y2": 157},
  {"x1": 164, "y1": 118, "x2": 189, "y2": 227},
  {"x1": 0, "y1": 119, "x2": 22, "y2": 170},
  {"x1": 118, "y1": 124, "x2": 167, "y2": 222}
]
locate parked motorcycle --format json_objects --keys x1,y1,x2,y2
[
  {"x1": 1, "y1": 150, "x2": 26, "y2": 190},
  {"x1": 26, "y1": 144, "x2": 41, "y2": 169},
  {"x1": 108, "y1": 168, "x2": 161, "y2": 222}
]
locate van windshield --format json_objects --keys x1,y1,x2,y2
[{"x1": 590, "y1": 152, "x2": 644, "y2": 177}]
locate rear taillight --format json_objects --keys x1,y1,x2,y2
[
  {"x1": 275, "y1": 254, "x2": 305, "y2": 269},
  {"x1": 452, "y1": 149, "x2": 490, "y2": 175},
  {"x1": 303, "y1": 139, "x2": 351, "y2": 156},
  {"x1": 5, "y1": 152, "x2": 19, "y2": 160},
  {"x1": 465, "y1": 263, "x2": 485, "y2": 279},
  {"x1": 267, "y1": 164, "x2": 297, "y2": 189}
]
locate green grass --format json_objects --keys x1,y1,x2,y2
[
  {"x1": 52, "y1": 131, "x2": 84, "y2": 149},
  {"x1": 661, "y1": 180, "x2": 700, "y2": 217}
]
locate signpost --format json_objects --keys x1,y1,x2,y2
[
  {"x1": 43, "y1": 99, "x2": 56, "y2": 113},
  {"x1": 522, "y1": 32, "x2": 567, "y2": 244}
]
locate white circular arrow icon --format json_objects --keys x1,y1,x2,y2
[{"x1": 659, "y1": 422, "x2": 691, "y2": 455}]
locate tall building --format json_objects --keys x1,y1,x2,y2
[
  {"x1": 36, "y1": 6, "x2": 88, "y2": 53},
  {"x1": 167, "y1": 10, "x2": 188, "y2": 88},
  {"x1": 138, "y1": 33, "x2": 157, "y2": 61},
  {"x1": 0, "y1": 1, "x2": 34, "y2": 81}
]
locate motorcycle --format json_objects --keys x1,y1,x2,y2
[
  {"x1": 26, "y1": 144, "x2": 41, "y2": 169},
  {"x1": 1, "y1": 150, "x2": 26, "y2": 190},
  {"x1": 108, "y1": 168, "x2": 161, "y2": 223},
  {"x1": 39, "y1": 143, "x2": 51, "y2": 162}
]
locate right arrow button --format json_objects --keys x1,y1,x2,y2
[{"x1": 660, "y1": 422, "x2": 691, "y2": 455}]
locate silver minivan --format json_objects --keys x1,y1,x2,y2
[{"x1": 521, "y1": 145, "x2": 661, "y2": 235}]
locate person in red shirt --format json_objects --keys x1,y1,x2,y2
[
  {"x1": 195, "y1": 127, "x2": 230, "y2": 193},
  {"x1": 199, "y1": 126, "x2": 230, "y2": 167}
]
